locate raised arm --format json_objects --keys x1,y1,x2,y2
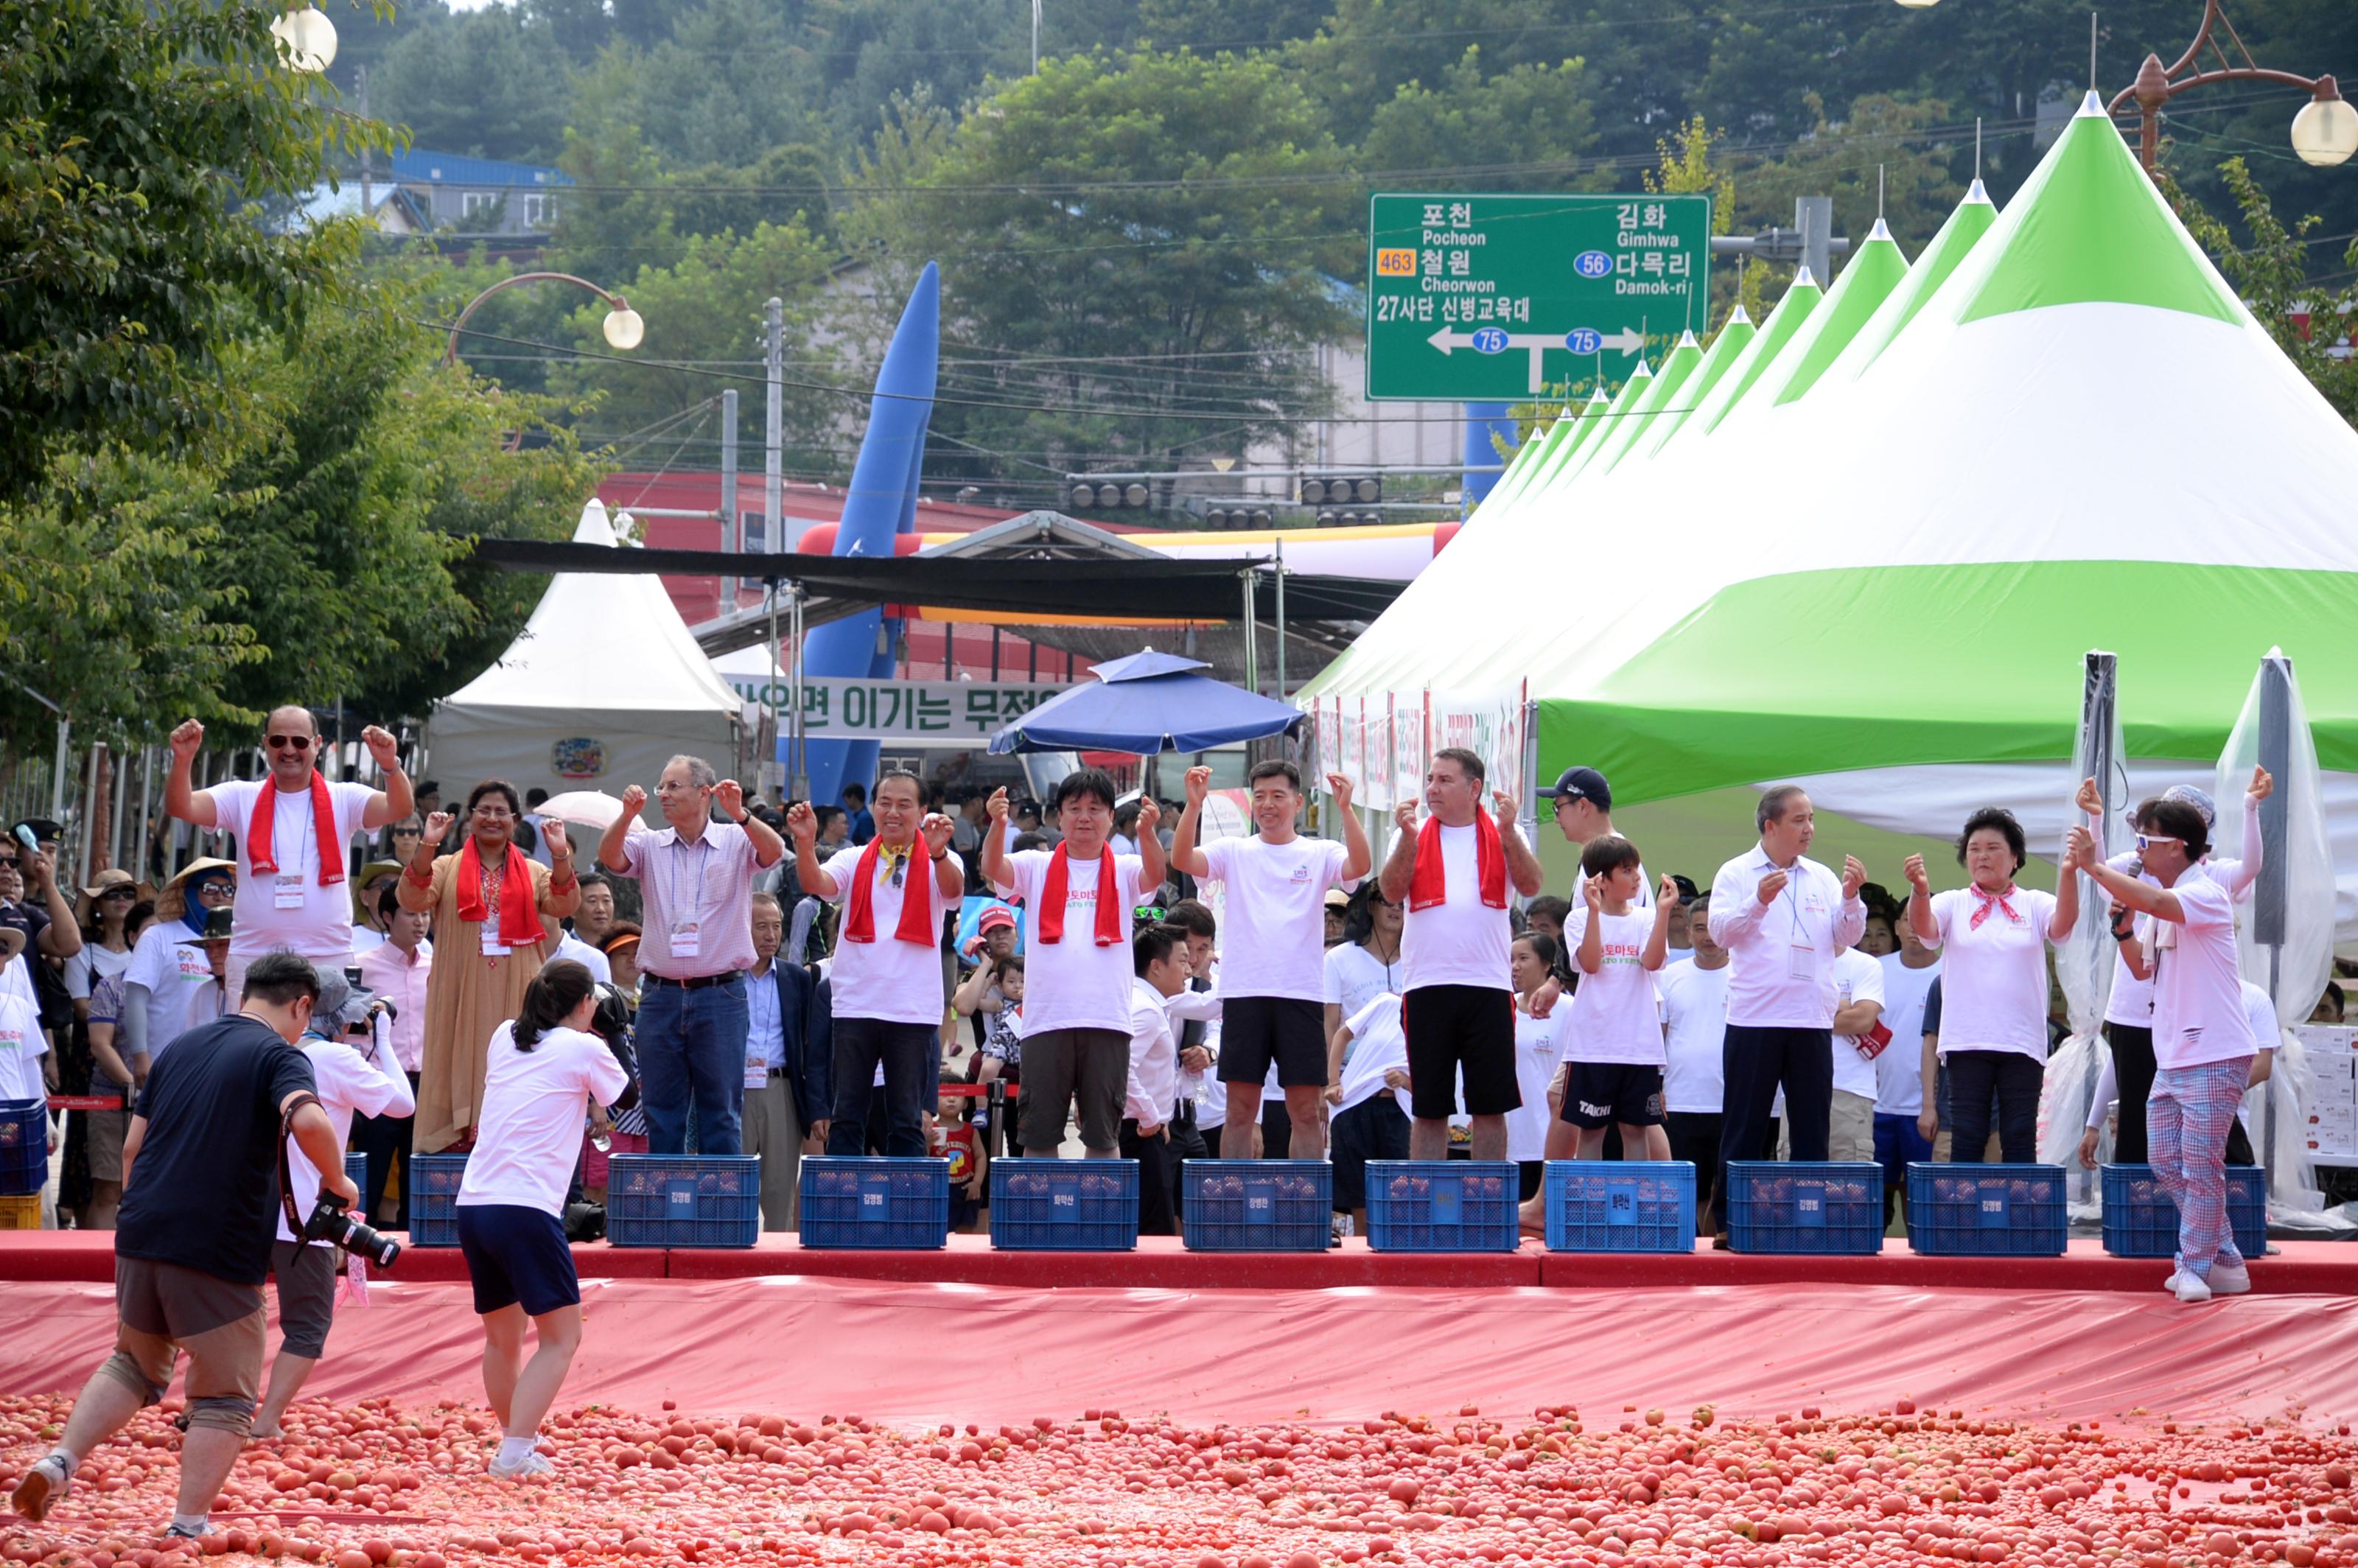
[
  {"x1": 1135, "y1": 796, "x2": 1166, "y2": 892},
  {"x1": 979, "y1": 788, "x2": 1012, "y2": 894},
  {"x1": 1903, "y1": 855, "x2": 1939, "y2": 948},
  {"x1": 1575, "y1": 879, "x2": 1605, "y2": 976},
  {"x1": 396, "y1": 813, "x2": 451, "y2": 915},
  {"x1": 785, "y1": 802, "x2": 840, "y2": 898},
  {"x1": 1376, "y1": 800, "x2": 1418, "y2": 906},
  {"x1": 357, "y1": 726, "x2": 413, "y2": 831},
  {"x1": 716, "y1": 780, "x2": 783, "y2": 868},
  {"x1": 1494, "y1": 791, "x2": 1544, "y2": 899},
  {"x1": 2066, "y1": 827, "x2": 2183, "y2": 923},
  {"x1": 1171, "y1": 767, "x2": 1212, "y2": 879},
  {"x1": 1329, "y1": 774, "x2": 1371, "y2": 881},
  {"x1": 598, "y1": 785, "x2": 646, "y2": 875},
  {"x1": 1642, "y1": 875, "x2": 1677, "y2": 970},
  {"x1": 2046, "y1": 859, "x2": 2081, "y2": 943},
  {"x1": 922, "y1": 813, "x2": 963, "y2": 900},
  {"x1": 164, "y1": 719, "x2": 218, "y2": 827}
]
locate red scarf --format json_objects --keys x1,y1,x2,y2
[
  {"x1": 247, "y1": 772, "x2": 346, "y2": 888},
  {"x1": 842, "y1": 839, "x2": 934, "y2": 945},
  {"x1": 1968, "y1": 883, "x2": 2021, "y2": 931},
  {"x1": 1038, "y1": 843, "x2": 1122, "y2": 946},
  {"x1": 1408, "y1": 812, "x2": 1506, "y2": 913},
  {"x1": 456, "y1": 836, "x2": 542, "y2": 949}
]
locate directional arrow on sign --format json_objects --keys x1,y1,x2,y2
[{"x1": 1426, "y1": 324, "x2": 1645, "y2": 392}]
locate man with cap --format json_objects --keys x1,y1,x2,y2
[
  {"x1": 252, "y1": 968, "x2": 414, "y2": 1439},
  {"x1": 122, "y1": 864, "x2": 237, "y2": 1071},
  {"x1": 163, "y1": 710, "x2": 413, "y2": 1001},
  {"x1": 1541, "y1": 766, "x2": 1651, "y2": 910}
]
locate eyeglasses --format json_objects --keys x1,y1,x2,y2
[
  {"x1": 195, "y1": 881, "x2": 236, "y2": 902},
  {"x1": 266, "y1": 735, "x2": 312, "y2": 752},
  {"x1": 2134, "y1": 833, "x2": 2183, "y2": 851},
  {"x1": 101, "y1": 888, "x2": 136, "y2": 901}
]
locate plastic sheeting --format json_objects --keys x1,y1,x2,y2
[
  {"x1": 2219, "y1": 651, "x2": 2337, "y2": 1023},
  {"x1": 11, "y1": 1277, "x2": 2358, "y2": 1429},
  {"x1": 2037, "y1": 1031, "x2": 2112, "y2": 1219}
]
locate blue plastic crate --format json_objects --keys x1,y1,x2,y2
[
  {"x1": 1724, "y1": 1161, "x2": 1884, "y2": 1255},
  {"x1": 406, "y1": 1154, "x2": 468, "y2": 1247},
  {"x1": 1365, "y1": 1161, "x2": 1519, "y2": 1252},
  {"x1": 2100, "y1": 1163, "x2": 2267, "y2": 1260},
  {"x1": 0, "y1": 1100, "x2": 46, "y2": 1196},
  {"x1": 608, "y1": 1155, "x2": 762, "y2": 1247},
  {"x1": 343, "y1": 1152, "x2": 368, "y2": 1203},
  {"x1": 1543, "y1": 1161, "x2": 1696, "y2": 1253},
  {"x1": 799, "y1": 1157, "x2": 950, "y2": 1250},
  {"x1": 1905, "y1": 1163, "x2": 2068, "y2": 1256},
  {"x1": 1180, "y1": 1160, "x2": 1331, "y2": 1251},
  {"x1": 990, "y1": 1158, "x2": 1139, "y2": 1250}
]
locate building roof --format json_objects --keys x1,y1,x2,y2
[{"x1": 380, "y1": 148, "x2": 570, "y2": 189}]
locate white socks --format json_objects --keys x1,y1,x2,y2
[{"x1": 496, "y1": 1435, "x2": 539, "y2": 1467}]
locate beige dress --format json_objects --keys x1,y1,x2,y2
[{"x1": 408, "y1": 852, "x2": 567, "y2": 1153}]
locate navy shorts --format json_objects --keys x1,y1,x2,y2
[
  {"x1": 1559, "y1": 1061, "x2": 1666, "y2": 1129},
  {"x1": 456, "y1": 1203, "x2": 580, "y2": 1317},
  {"x1": 1216, "y1": 995, "x2": 1328, "y2": 1088}
]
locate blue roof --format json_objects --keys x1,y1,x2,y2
[{"x1": 382, "y1": 148, "x2": 570, "y2": 188}]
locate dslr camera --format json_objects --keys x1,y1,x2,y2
[{"x1": 304, "y1": 1191, "x2": 402, "y2": 1268}]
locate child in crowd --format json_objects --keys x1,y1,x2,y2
[
  {"x1": 1507, "y1": 932, "x2": 1574, "y2": 1201},
  {"x1": 1325, "y1": 992, "x2": 1412, "y2": 1236},
  {"x1": 976, "y1": 956, "x2": 1024, "y2": 1155},
  {"x1": 1558, "y1": 837, "x2": 1679, "y2": 1160},
  {"x1": 934, "y1": 1080, "x2": 989, "y2": 1232}
]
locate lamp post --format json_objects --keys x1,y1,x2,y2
[
  {"x1": 2110, "y1": 0, "x2": 2356, "y2": 177},
  {"x1": 442, "y1": 272, "x2": 644, "y2": 366}
]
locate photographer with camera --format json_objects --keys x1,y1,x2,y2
[
  {"x1": 12, "y1": 952, "x2": 351, "y2": 1539},
  {"x1": 252, "y1": 970, "x2": 416, "y2": 1439},
  {"x1": 455, "y1": 959, "x2": 628, "y2": 1480}
]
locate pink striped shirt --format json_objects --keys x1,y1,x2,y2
[{"x1": 612, "y1": 818, "x2": 762, "y2": 979}]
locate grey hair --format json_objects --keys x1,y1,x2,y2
[
  {"x1": 1756, "y1": 785, "x2": 1809, "y2": 833},
  {"x1": 666, "y1": 754, "x2": 718, "y2": 790}
]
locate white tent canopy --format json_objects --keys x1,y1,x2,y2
[{"x1": 427, "y1": 500, "x2": 741, "y2": 813}]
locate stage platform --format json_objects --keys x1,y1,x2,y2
[{"x1": 5, "y1": 1230, "x2": 2354, "y2": 1292}]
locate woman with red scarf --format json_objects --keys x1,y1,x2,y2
[
  {"x1": 399, "y1": 780, "x2": 581, "y2": 1153},
  {"x1": 1902, "y1": 807, "x2": 2079, "y2": 1164}
]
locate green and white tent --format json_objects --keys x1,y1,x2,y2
[{"x1": 1304, "y1": 96, "x2": 2358, "y2": 933}]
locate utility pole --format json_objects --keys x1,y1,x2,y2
[
  {"x1": 1031, "y1": 0, "x2": 1042, "y2": 73},
  {"x1": 719, "y1": 386, "x2": 739, "y2": 615},
  {"x1": 763, "y1": 297, "x2": 783, "y2": 556},
  {"x1": 357, "y1": 65, "x2": 371, "y2": 214}
]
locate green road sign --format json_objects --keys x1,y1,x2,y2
[{"x1": 1365, "y1": 192, "x2": 1713, "y2": 402}]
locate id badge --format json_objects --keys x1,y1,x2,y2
[
  {"x1": 1787, "y1": 940, "x2": 1816, "y2": 980},
  {"x1": 274, "y1": 873, "x2": 305, "y2": 911},
  {"x1": 673, "y1": 922, "x2": 701, "y2": 960},
  {"x1": 744, "y1": 1053, "x2": 769, "y2": 1090},
  {"x1": 480, "y1": 928, "x2": 511, "y2": 958}
]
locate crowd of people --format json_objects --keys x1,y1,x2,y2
[{"x1": 0, "y1": 699, "x2": 2316, "y2": 1529}]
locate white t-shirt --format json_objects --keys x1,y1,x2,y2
[
  {"x1": 1830, "y1": 947, "x2": 1888, "y2": 1100},
  {"x1": 123, "y1": 920, "x2": 224, "y2": 1060},
  {"x1": 458, "y1": 1022, "x2": 631, "y2": 1217},
  {"x1": 0, "y1": 992, "x2": 47, "y2": 1102},
  {"x1": 1398, "y1": 822, "x2": 1511, "y2": 993},
  {"x1": 822, "y1": 843, "x2": 960, "y2": 1026},
  {"x1": 993, "y1": 849, "x2": 1147, "y2": 1037},
  {"x1": 1874, "y1": 955, "x2": 1941, "y2": 1114},
  {"x1": 277, "y1": 1034, "x2": 417, "y2": 1245},
  {"x1": 2149, "y1": 875, "x2": 2258, "y2": 1070},
  {"x1": 1707, "y1": 847, "x2": 1868, "y2": 1029},
  {"x1": 553, "y1": 932, "x2": 612, "y2": 983},
  {"x1": 1200, "y1": 836, "x2": 1355, "y2": 1001},
  {"x1": 1507, "y1": 1004, "x2": 1574, "y2": 1160},
  {"x1": 209, "y1": 777, "x2": 376, "y2": 962},
  {"x1": 1921, "y1": 886, "x2": 2057, "y2": 1060},
  {"x1": 63, "y1": 943, "x2": 134, "y2": 1001},
  {"x1": 2103, "y1": 830, "x2": 2261, "y2": 1026},
  {"x1": 1656, "y1": 958, "x2": 1729, "y2": 1115},
  {"x1": 1563, "y1": 906, "x2": 1664, "y2": 1065},
  {"x1": 1323, "y1": 942, "x2": 1399, "y2": 1032},
  {"x1": 1334, "y1": 994, "x2": 1412, "y2": 1118}
]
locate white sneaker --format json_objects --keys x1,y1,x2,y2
[
  {"x1": 488, "y1": 1449, "x2": 554, "y2": 1480},
  {"x1": 2208, "y1": 1262, "x2": 2252, "y2": 1295},
  {"x1": 2174, "y1": 1271, "x2": 2214, "y2": 1304},
  {"x1": 2163, "y1": 1267, "x2": 2190, "y2": 1295},
  {"x1": 10, "y1": 1453, "x2": 71, "y2": 1522}
]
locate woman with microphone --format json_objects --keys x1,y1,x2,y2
[{"x1": 454, "y1": 960, "x2": 628, "y2": 1479}]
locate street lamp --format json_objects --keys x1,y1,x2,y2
[
  {"x1": 270, "y1": 6, "x2": 337, "y2": 73},
  {"x1": 443, "y1": 272, "x2": 645, "y2": 366},
  {"x1": 1891, "y1": 0, "x2": 1940, "y2": 10},
  {"x1": 2110, "y1": 0, "x2": 2355, "y2": 176}
]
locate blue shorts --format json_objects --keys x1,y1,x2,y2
[{"x1": 456, "y1": 1203, "x2": 579, "y2": 1317}]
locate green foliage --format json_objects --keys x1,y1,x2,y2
[
  {"x1": 1736, "y1": 94, "x2": 1965, "y2": 256},
  {"x1": 0, "y1": 0, "x2": 389, "y2": 503},
  {"x1": 1357, "y1": 49, "x2": 1598, "y2": 189},
  {"x1": 368, "y1": 4, "x2": 572, "y2": 163}
]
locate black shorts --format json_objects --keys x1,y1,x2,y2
[
  {"x1": 1216, "y1": 995, "x2": 1328, "y2": 1088},
  {"x1": 457, "y1": 1203, "x2": 580, "y2": 1318},
  {"x1": 1559, "y1": 1061, "x2": 1666, "y2": 1129},
  {"x1": 1328, "y1": 1093, "x2": 1411, "y2": 1211},
  {"x1": 1402, "y1": 984, "x2": 1519, "y2": 1120}
]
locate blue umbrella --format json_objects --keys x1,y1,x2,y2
[{"x1": 987, "y1": 648, "x2": 1304, "y2": 755}]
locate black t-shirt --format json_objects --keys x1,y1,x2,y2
[{"x1": 119, "y1": 1015, "x2": 317, "y2": 1286}]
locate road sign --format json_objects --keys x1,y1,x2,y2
[{"x1": 1365, "y1": 192, "x2": 1712, "y2": 401}]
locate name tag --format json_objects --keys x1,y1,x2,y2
[
  {"x1": 480, "y1": 928, "x2": 510, "y2": 958},
  {"x1": 672, "y1": 922, "x2": 700, "y2": 960},
  {"x1": 275, "y1": 874, "x2": 306, "y2": 911},
  {"x1": 744, "y1": 1053, "x2": 769, "y2": 1090},
  {"x1": 1788, "y1": 941, "x2": 1816, "y2": 980}
]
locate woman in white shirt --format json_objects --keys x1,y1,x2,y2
[
  {"x1": 455, "y1": 959, "x2": 629, "y2": 1479},
  {"x1": 1507, "y1": 933, "x2": 1574, "y2": 1201},
  {"x1": 1903, "y1": 808, "x2": 2078, "y2": 1164}
]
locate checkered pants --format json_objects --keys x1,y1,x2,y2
[{"x1": 2147, "y1": 1057, "x2": 2255, "y2": 1281}]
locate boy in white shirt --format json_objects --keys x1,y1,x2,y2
[{"x1": 1557, "y1": 838, "x2": 1679, "y2": 1160}]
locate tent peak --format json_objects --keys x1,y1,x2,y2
[
  {"x1": 1724, "y1": 303, "x2": 1753, "y2": 327},
  {"x1": 1964, "y1": 177, "x2": 1993, "y2": 206},
  {"x1": 1793, "y1": 265, "x2": 1819, "y2": 289},
  {"x1": 1093, "y1": 647, "x2": 1211, "y2": 682},
  {"x1": 1674, "y1": 329, "x2": 1701, "y2": 349},
  {"x1": 2075, "y1": 88, "x2": 2107, "y2": 118},
  {"x1": 1864, "y1": 217, "x2": 1895, "y2": 243},
  {"x1": 572, "y1": 499, "x2": 618, "y2": 547}
]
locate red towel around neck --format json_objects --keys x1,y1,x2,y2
[
  {"x1": 1407, "y1": 811, "x2": 1506, "y2": 912},
  {"x1": 456, "y1": 836, "x2": 543, "y2": 948},
  {"x1": 246, "y1": 772, "x2": 346, "y2": 888},
  {"x1": 842, "y1": 839, "x2": 935, "y2": 945},
  {"x1": 1038, "y1": 843, "x2": 1122, "y2": 946}
]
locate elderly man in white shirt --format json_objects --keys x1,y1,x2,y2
[{"x1": 1707, "y1": 785, "x2": 1869, "y2": 1232}]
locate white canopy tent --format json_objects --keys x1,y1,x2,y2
[{"x1": 427, "y1": 500, "x2": 742, "y2": 814}]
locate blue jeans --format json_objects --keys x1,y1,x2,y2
[
  {"x1": 636, "y1": 976, "x2": 749, "y2": 1156},
  {"x1": 826, "y1": 1017, "x2": 937, "y2": 1158},
  {"x1": 1874, "y1": 1112, "x2": 1932, "y2": 1224}
]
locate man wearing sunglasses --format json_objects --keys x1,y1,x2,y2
[{"x1": 163, "y1": 710, "x2": 414, "y2": 1000}]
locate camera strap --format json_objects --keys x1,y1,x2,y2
[{"x1": 276, "y1": 1092, "x2": 323, "y2": 1239}]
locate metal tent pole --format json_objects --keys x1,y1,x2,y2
[{"x1": 2255, "y1": 654, "x2": 2294, "y2": 1207}]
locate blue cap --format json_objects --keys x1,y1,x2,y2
[{"x1": 1542, "y1": 766, "x2": 1611, "y2": 811}]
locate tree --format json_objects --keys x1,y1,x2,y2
[
  {"x1": 1642, "y1": 116, "x2": 1763, "y2": 331},
  {"x1": 368, "y1": 4, "x2": 573, "y2": 164},
  {"x1": 1357, "y1": 49, "x2": 1600, "y2": 190},
  {"x1": 1737, "y1": 94, "x2": 1965, "y2": 260},
  {"x1": 631, "y1": 0, "x2": 816, "y2": 167},
  {"x1": 0, "y1": 0, "x2": 387, "y2": 503}
]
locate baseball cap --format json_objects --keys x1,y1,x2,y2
[
  {"x1": 1542, "y1": 766, "x2": 1612, "y2": 811},
  {"x1": 977, "y1": 903, "x2": 1018, "y2": 934}
]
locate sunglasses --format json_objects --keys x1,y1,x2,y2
[
  {"x1": 1133, "y1": 904, "x2": 1166, "y2": 922},
  {"x1": 2134, "y1": 833, "x2": 2183, "y2": 851},
  {"x1": 101, "y1": 887, "x2": 136, "y2": 900},
  {"x1": 267, "y1": 734, "x2": 313, "y2": 752}
]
